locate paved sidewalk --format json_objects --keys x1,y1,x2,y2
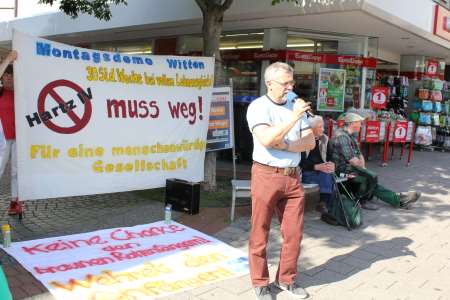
[{"x1": 1, "y1": 150, "x2": 449, "y2": 300}]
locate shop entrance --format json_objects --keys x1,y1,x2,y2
[{"x1": 222, "y1": 49, "x2": 377, "y2": 163}]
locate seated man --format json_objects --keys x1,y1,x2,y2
[
  {"x1": 330, "y1": 112, "x2": 420, "y2": 210},
  {"x1": 300, "y1": 116, "x2": 334, "y2": 214}
]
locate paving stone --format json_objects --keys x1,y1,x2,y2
[
  {"x1": 349, "y1": 249, "x2": 380, "y2": 262},
  {"x1": 324, "y1": 260, "x2": 356, "y2": 275},
  {"x1": 158, "y1": 292, "x2": 200, "y2": 300},
  {"x1": 340, "y1": 255, "x2": 373, "y2": 270},
  {"x1": 0, "y1": 151, "x2": 449, "y2": 300},
  {"x1": 21, "y1": 283, "x2": 43, "y2": 296},
  {"x1": 196, "y1": 287, "x2": 242, "y2": 300},
  {"x1": 214, "y1": 275, "x2": 252, "y2": 295},
  {"x1": 9, "y1": 287, "x2": 28, "y2": 299},
  {"x1": 188, "y1": 284, "x2": 217, "y2": 297}
]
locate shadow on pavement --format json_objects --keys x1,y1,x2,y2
[{"x1": 295, "y1": 237, "x2": 415, "y2": 288}]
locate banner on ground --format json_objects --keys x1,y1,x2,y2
[
  {"x1": 13, "y1": 31, "x2": 214, "y2": 200},
  {"x1": 0, "y1": 221, "x2": 249, "y2": 300}
]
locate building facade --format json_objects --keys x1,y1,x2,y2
[{"x1": 1, "y1": 0, "x2": 449, "y2": 159}]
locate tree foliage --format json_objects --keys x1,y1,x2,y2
[
  {"x1": 38, "y1": 0, "x2": 127, "y2": 21},
  {"x1": 271, "y1": 0, "x2": 300, "y2": 5}
]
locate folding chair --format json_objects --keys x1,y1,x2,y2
[{"x1": 332, "y1": 174, "x2": 364, "y2": 231}]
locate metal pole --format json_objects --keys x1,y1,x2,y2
[
  {"x1": 360, "y1": 37, "x2": 369, "y2": 109},
  {"x1": 229, "y1": 78, "x2": 237, "y2": 180},
  {"x1": 382, "y1": 121, "x2": 390, "y2": 167},
  {"x1": 407, "y1": 123, "x2": 416, "y2": 166}
]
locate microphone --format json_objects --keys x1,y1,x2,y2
[{"x1": 286, "y1": 91, "x2": 315, "y2": 117}]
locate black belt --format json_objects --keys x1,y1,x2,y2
[{"x1": 253, "y1": 161, "x2": 300, "y2": 176}]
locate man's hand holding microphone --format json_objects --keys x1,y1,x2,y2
[{"x1": 287, "y1": 91, "x2": 314, "y2": 121}]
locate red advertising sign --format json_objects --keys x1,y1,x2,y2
[
  {"x1": 426, "y1": 60, "x2": 439, "y2": 77},
  {"x1": 221, "y1": 50, "x2": 287, "y2": 61},
  {"x1": 433, "y1": 4, "x2": 450, "y2": 42},
  {"x1": 365, "y1": 120, "x2": 380, "y2": 143},
  {"x1": 222, "y1": 50, "x2": 377, "y2": 68},
  {"x1": 319, "y1": 88, "x2": 327, "y2": 98},
  {"x1": 393, "y1": 121, "x2": 408, "y2": 143},
  {"x1": 371, "y1": 87, "x2": 388, "y2": 109},
  {"x1": 326, "y1": 97, "x2": 336, "y2": 106},
  {"x1": 288, "y1": 51, "x2": 324, "y2": 63}
]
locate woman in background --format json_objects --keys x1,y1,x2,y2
[{"x1": 0, "y1": 50, "x2": 21, "y2": 216}]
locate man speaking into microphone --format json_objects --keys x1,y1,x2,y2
[{"x1": 246, "y1": 62, "x2": 315, "y2": 300}]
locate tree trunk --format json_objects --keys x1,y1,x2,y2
[{"x1": 201, "y1": 3, "x2": 228, "y2": 191}]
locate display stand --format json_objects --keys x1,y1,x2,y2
[{"x1": 410, "y1": 78, "x2": 449, "y2": 152}]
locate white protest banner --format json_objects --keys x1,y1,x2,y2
[
  {"x1": 1, "y1": 221, "x2": 249, "y2": 300},
  {"x1": 13, "y1": 31, "x2": 214, "y2": 200}
]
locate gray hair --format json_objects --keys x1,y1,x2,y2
[
  {"x1": 264, "y1": 62, "x2": 293, "y2": 83},
  {"x1": 308, "y1": 115, "x2": 324, "y2": 128}
]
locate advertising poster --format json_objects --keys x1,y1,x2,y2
[
  {"x1": 317, "y1": 68, "x2": 346, "y2": 112},
  {"x1": 425, "y1": 59, "x2": 438, "y2": 77},
  {"x1": 365, "y1": 120, "x2": 381, "y2": 143},
  {"x1": 13, "y1": 31, "x2": 214, "y2": 200},
  {"x1": 206, "y1": 87, "x2": 234, "y2": 152},
  {"x1": 393, "y1": 121, "x2": 408, "y2": 143},
  {"x1": 370, "y1": 87, "x2": 388, "y2": 110}
]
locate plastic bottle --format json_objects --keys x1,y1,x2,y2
[
  {"x1": 164, "y1": 204, "x2": 172, "y2": 224},
  {"x1": 2, "y1": 224, "x2": 11, "y2": 248}
]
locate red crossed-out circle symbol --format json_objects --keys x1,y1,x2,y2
[{"x1": 37, "y1": 79, "x2": 92, "y2": 134}]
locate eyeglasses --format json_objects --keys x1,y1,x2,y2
[{"x1": 272, "y1": 80, "x2": 295, "y2": 87}]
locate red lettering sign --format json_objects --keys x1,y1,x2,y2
[
  {"x1": 365, "y1": 120, "x2": 381, "y2": 143},
  {"x1": 393, "y1": 121, "x2": 408, "y2": 143},
  {"x1": 287, "y1": 51, "x2": 325, "y2": 63},
  {"x1": 326, "y1": 97, "x2": 336, "y2": 106},
  {"x1": 371, "y1": 87, "x2": 388, "y2": 110},
  {"x1": 434, "y1": 4, "x2": 450, "y2": 42},
  {"x1": 222, "y1": 50, "x2": 377, "y2": 68}
]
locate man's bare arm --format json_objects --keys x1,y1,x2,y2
[
  {"x1": 359, "y1": 154, "x2": 366, "y2": 168},
  {"x1": 253, "y1": 118, "x2": 300, "y2": 148},
  {"x1": 286, "y1": 129, "x2": 315, "y2": 152},
  {"x1": 271, "y1": 128, "x2": 315, "y2": 153}
]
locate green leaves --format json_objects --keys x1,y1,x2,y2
[
  {"x1": 38, "y1": 0, "x2": 127, "y2": 21},
  {"x1": 271, "y1": 0, "x2": 299, "y2": 5}
]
